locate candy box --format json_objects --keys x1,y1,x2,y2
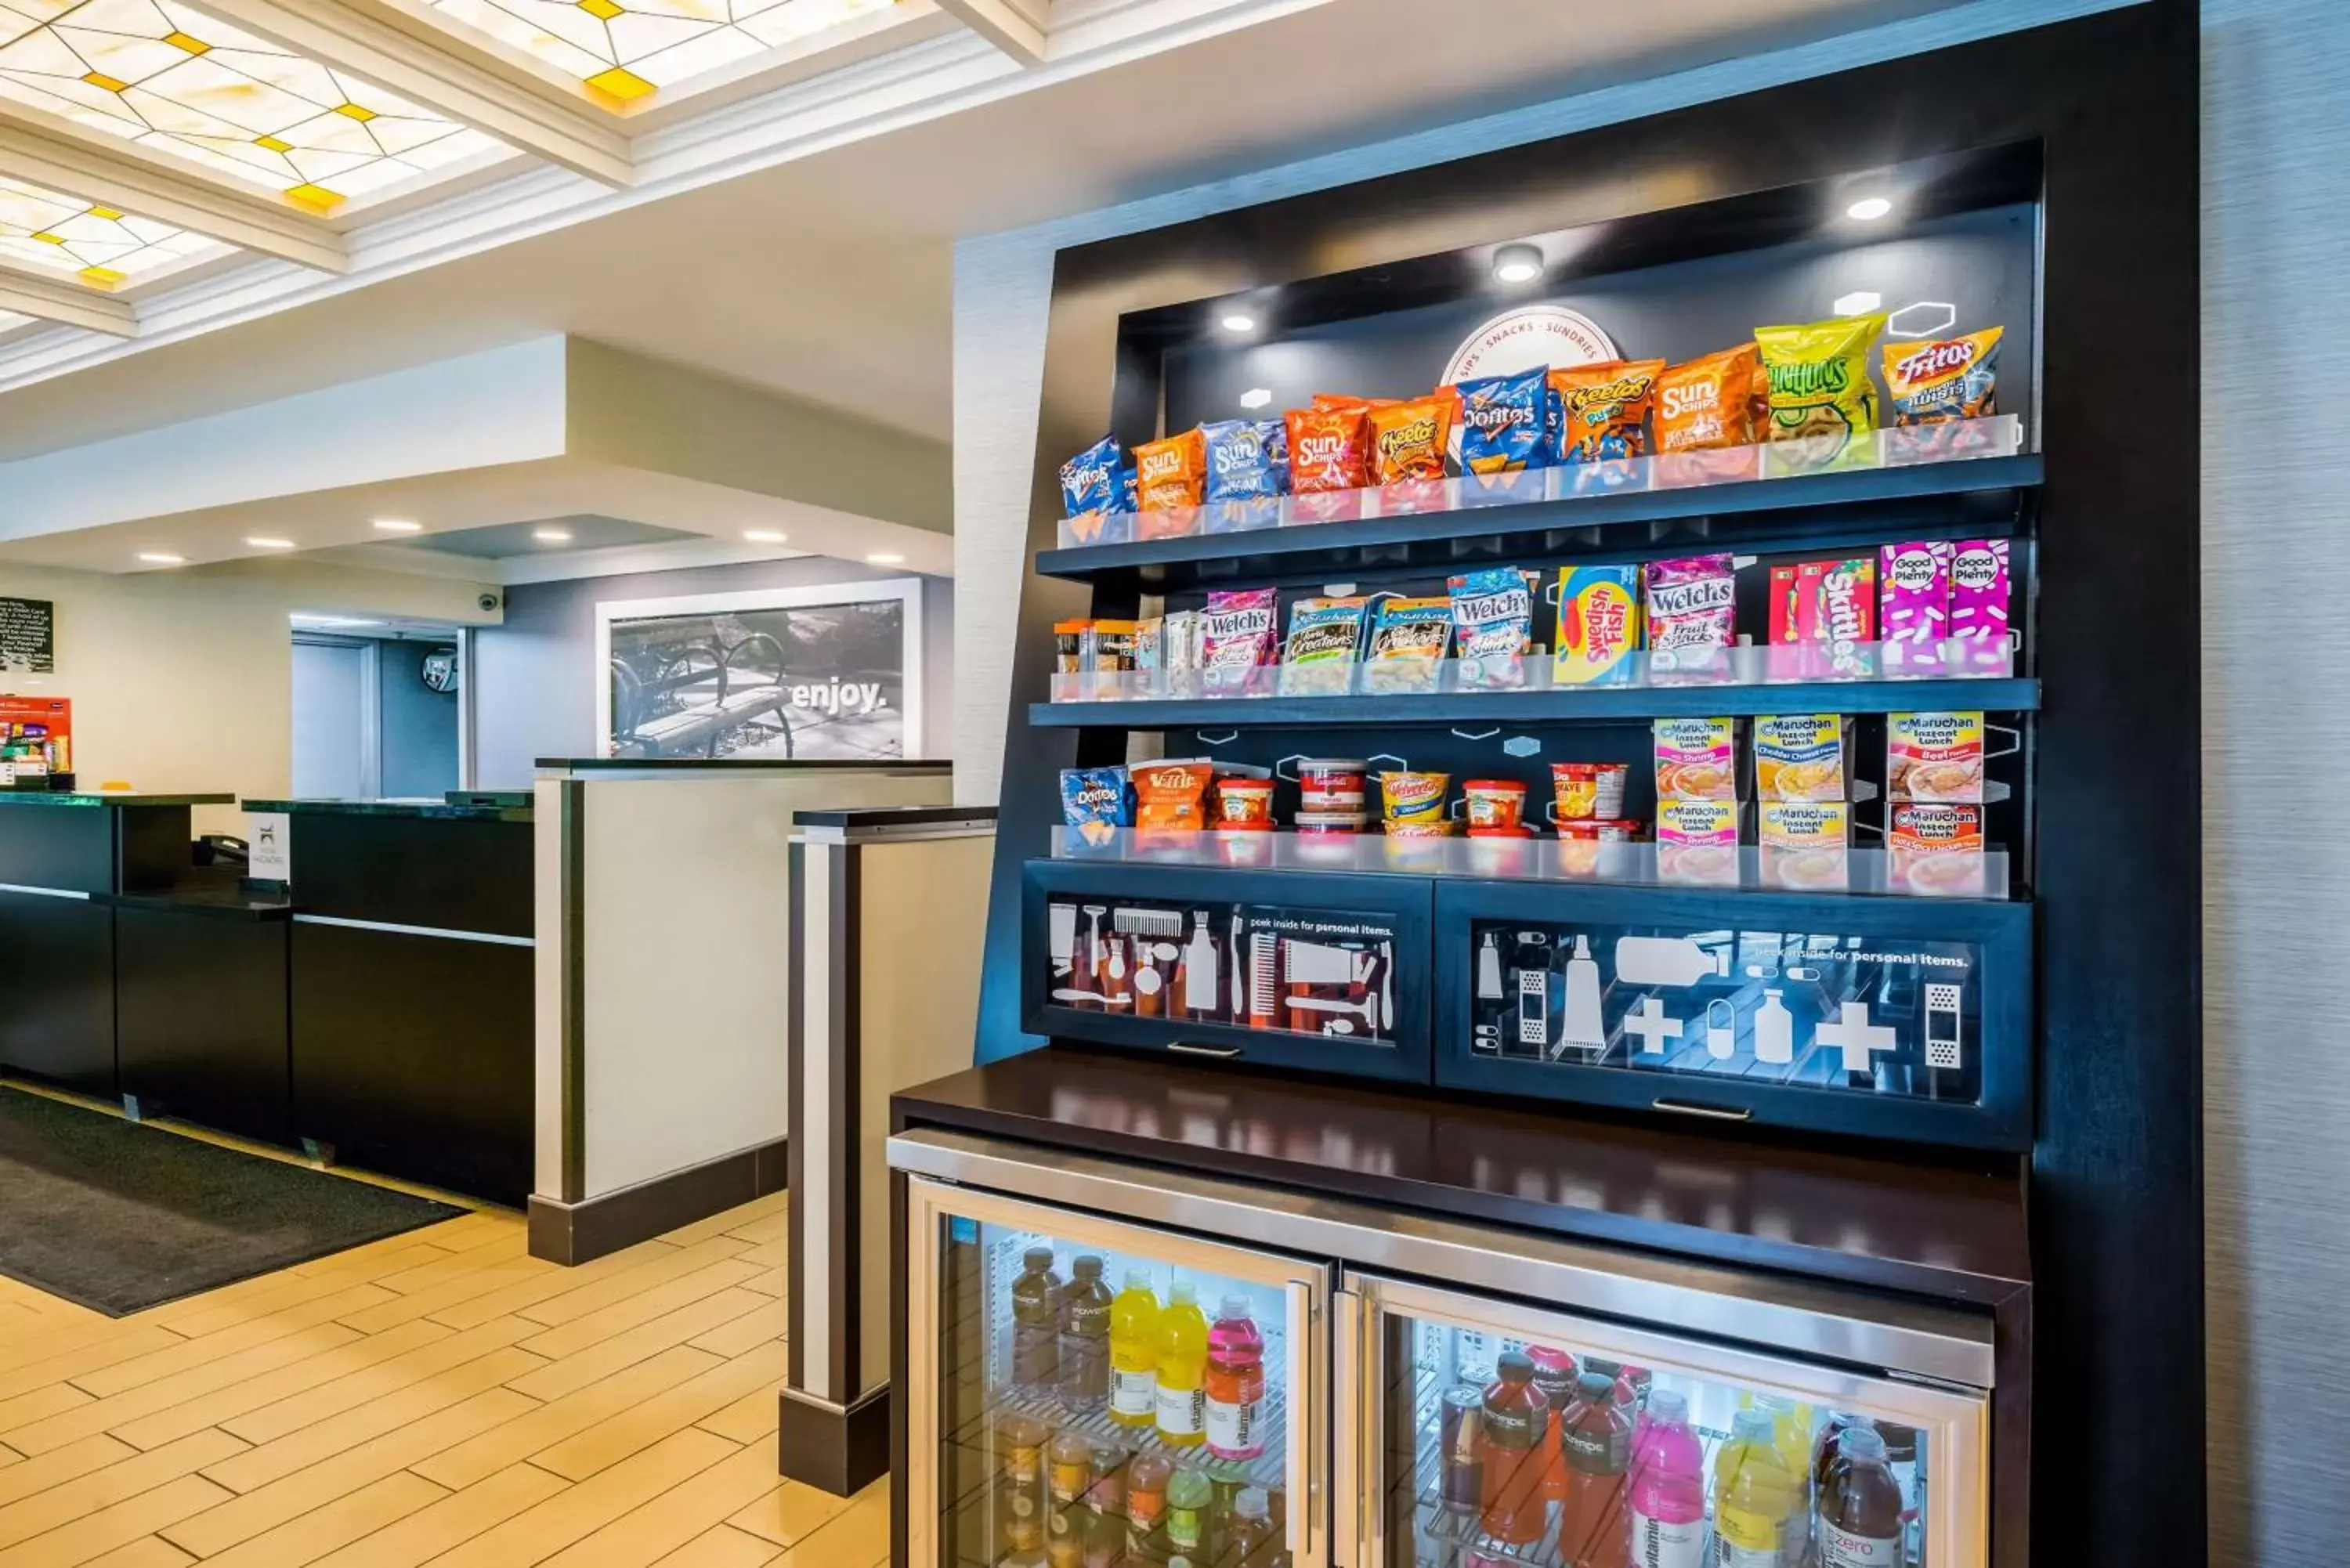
[
  {"x1": 1889, "y1": 711, "x2": 1985, "y2": 802},
  {"x1": 1949, "y1": 539, "x2": 2012, "y2": 644},
  {"x1": 1880, "y1": 541, "x2": 1954, "y2": 645},
  {"x1": 1553, "y1": 565, "x2": 1643, "y2": 685},
  {"x1": 1654, "y1": 717, "x2": 1737, "y2": 801},
  {"x1": 1754, "y1": 715, "x2": 1848, "y2": 801},
  {"x1": 1769, "y1": 558, "x2": 1877, "y2": 650},
  {"x1": 1646, "y1": 553, "x2": 1737, "y2": 654}
]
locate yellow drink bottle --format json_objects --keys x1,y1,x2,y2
[
  {"x1": 1713, "y1": 1408, "x2": 1801, "y2": 1566},
  {"x1": 1154, "y1": 1281, "x2": 1208, "y2": 1449},
  {"x1": 1109, "y1": 1269, "x2": 1160, "y2": 1430}
]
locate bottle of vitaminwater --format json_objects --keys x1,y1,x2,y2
[
  {"x1": 1816, "y1": 1425, "x2": 1904, "y2": 1568},
  {"x1": 1110, "y1": 1269, "x2": 1161, "y2": 1430},
  {"x1": 1060, "y1": 1255, "x2": 1113, "y2": 1414},
  {"x1": 1625, "y1": 1389, "x2": 1705, "y2": 1568},
  {"x1": 1011, "y1": 1248, "x2": 1063, "y2": 1401},
  {"x1": 1712, "y1": 1409, "x2": 1799, "y2": 1567},
  {"x1": 1203, "y1": 1295, "x2": 1265, "y2": 1461},
  {"x1": 1155, "y1": 1282, "x2": 1209, "y2": 1449}
]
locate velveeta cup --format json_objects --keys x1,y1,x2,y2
[
  {"x1": 1379, "y1": 770, "x2": 1449, "y2": 824},
  {"x1": 1463, "y1": 779, "x2": 1527, "y2": 832},
  {"x1": 1213, "y1": 777, "x2": 1274, "y2": 829}
]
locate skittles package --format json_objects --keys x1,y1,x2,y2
[
  {"x1": 1058, "y1": 435, "x2": 1119, "y2": 519},
  {"x1": 1285, "y1": 405, "x2": 1370, "y2": 495},
  {"x1": 1450, "y1": 368, "x2": 1550, "y2": 475},
  {"x1": 1133, "y1": 428, "x2": 1206, "y2": 511},
  {"x1": 1754, "y1": 314, "x2": 1886, "y2": 471},
  {"x1": 1201, "y1": 418, "x2": 1289, "y2": 502},
  {"x1": 1060, "y1": 766, "x2": 1130, "y2": 846},
  {"x1": 1367, "y1": 396, "x2": 1453, "y2": 485},
  {"x1": 1551, "y1": 359, "x2": 1665, "y2": 464}
]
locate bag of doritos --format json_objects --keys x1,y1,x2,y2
[
  {"x1": 1754, "y1": 314, "x2": 1887, "y2": 471},
  {"x1": 1450, "y1": 368, "x2": 1550, "y2": 475}
]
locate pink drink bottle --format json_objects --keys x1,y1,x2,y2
[{"x1": 1625, "y1": 1389, "x2": 1705, "y2": 1568}]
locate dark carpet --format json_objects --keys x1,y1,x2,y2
[{"x1": 0, "y1": 1086, "x2": 467, "y2": 1316}]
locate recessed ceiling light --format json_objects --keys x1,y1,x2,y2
[
  {"x1": 1220, "y1": 313, "x2": 1256, "y2": 334},
  {"x1": 866, "y1": 552, "x2": 906, "y2": 565},
  {"x1": 1238, "y1": 388, "x2": 1274, "y2": 410},
  {"x1": 743, "y1": 529, "x2": 789, "y2": 544},
  {"x1": 245, "y1": 536, "x2": 296, "y2": 550},
  {"x1": 532, "y1": 527, "x2": 573, "y2": 544},
  {"x1": 371, "y1": 518, "x2": 422, "y2": 533},
  {"x1": 1492, "y1": 243, "x2": 1545, "y2": 285},
  {"x1": 136, "y1": 551, "x2": 186, "y2": 566},
  {"x1": 1846, "y1": 196, "x2": 1894, "y2": 222}
]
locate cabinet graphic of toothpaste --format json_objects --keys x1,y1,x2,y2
[{"x1": 1949, "y1": 539, "x2": 2012, "y2": 643}]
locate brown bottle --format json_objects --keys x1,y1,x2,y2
[{"x1": 1815, "y1": 1423, "x2": 1904, "y2": 1567}]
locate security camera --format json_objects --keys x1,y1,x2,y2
[{"x1": 478, "y1": 593, "x2": 500, "y2": 612}]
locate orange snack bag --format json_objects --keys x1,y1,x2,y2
[
  {"x1": 1285, "y1": 406, "x2": 1370, "y2": 493},
  {"x1": 1550, "y1": 359, "x2": 1666, "y2": 463},
  {"x1": 1656, "y1": 344, "x2": 1762, "y2": 452},
  {"x1": 1367, "y1": 396, "x2": 1453, "y2": 484},
  {"x1": 1133, "y1": 428, "x2": 1205, "y2": 511}
]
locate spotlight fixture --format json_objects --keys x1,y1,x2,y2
[
  {"x1": 532, "y1": 527, "x2": 573, "y2": 544},
  {"x1": 1846, "y1": 196, "x2": 1893, "y2": 222},
  {"x1": 1492, "y1": 244, "x2": 1545, "y2": 285},
  {"x1": 1238, "y1": 388, "x2": 1274, "y2": 410},
  {"x1": 371, "y1": 518, "x2": 422, "y2": 533},
  {"x1": 245, "y1": 536, "x2": 296, "y2": 550},
  {"x1": 866, "y1": 552, "x2": 906, "y2": 565},
  {"x1": 1219, "y1": 313, "x2": 1256, "y2": 334},
  {"x1": 136, "y1": 551, "x2": 186, "y2": 566},
  {"x1": 743, "y1": 529, "x2": 789, "y2": 544}
]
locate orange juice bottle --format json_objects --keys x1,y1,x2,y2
[{"x1": 1154, "y1": 1281, "x2": 1208, "y2": 1449}]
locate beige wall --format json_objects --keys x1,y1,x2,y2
[{"x1": 0, "y1": 559, "x2": 498, "y2": 833}]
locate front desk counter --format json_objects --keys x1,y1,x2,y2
[
  {"x1": 248, "y1": 797, "x2": 536, "y2": 1205},
  {"x1": 0, "y1": 791, "x2": 255, "y2": 1102}
]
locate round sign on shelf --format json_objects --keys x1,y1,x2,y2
[{"x1": 1442, "y1": 305, "x2": 1620, "y2": 385}]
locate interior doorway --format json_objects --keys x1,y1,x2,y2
[{"x1": 291, "y1": 620, "x2": 467, "y2": 800}]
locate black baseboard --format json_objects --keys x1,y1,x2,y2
[
  {"x1": 781, "y1": 1383, "x2": 891, "y2": 1498},
  {"x1": 528, "y1": 1137, "x2": 786, "y2": 1266}
]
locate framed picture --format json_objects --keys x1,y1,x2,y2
[{"x1": 594, "y1": 579, "x2": 923, "y2": 761}]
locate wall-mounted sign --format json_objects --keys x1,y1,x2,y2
[
  {"x1": 421, "y1": 647, "x2": 459, "y2": 694},
  {"x1": 0, "y1": 597, "x2": 54, "y2": 674},
  {"x1": 1441, "y1": 305, "x2": 1620, "y2": 385},
  {"x1": 593, "y1": 579, "x2": 923, "y2": 762}
]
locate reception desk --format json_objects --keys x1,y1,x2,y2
[
  {"x1": 248, "y1": 797, "x2": 536, "y2": 1204},
  {"x1": 0, "y1": 792, "x2": 242, "y2": 1100}
]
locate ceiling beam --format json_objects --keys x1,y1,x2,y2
[
  {"x1": 0, "y1": 116, "x2": 348, "y2": 273},
  {"x1": 190, "y1": 0, "x2": 634, "y2": 187},
  {"x1": 0, "y1": 266, "x2": 137, "y2": 337},
  {"x1": 932, "y1": 0, "x2": 1049, "y2": 64}
]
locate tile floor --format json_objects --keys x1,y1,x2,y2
[{"x1": 0, "y1": 1085, "x2": 890, "y2": 1568}]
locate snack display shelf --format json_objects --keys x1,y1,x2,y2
[
  {"x1": 1039, "y1": 427, "x2": 2035, "y2": 590},
  {"x1": 1046, "y1": 833, "x2": 2015, "y2": 901}
]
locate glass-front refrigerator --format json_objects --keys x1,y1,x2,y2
[
  {"x1": 1345, "y1": 1274, "x2": 1988, "y2": 1568},
  {"x1": 904, "y1": 1171, "x2": 1332, "y2": 1568}
]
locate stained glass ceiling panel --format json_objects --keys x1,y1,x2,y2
[
  {"x1": 418, "y1": 0, "x2": 901, "y2": 107},
  {"x1": 0, "y1": 308, "x2": 30, "y2": 328},
  {"x1": 0, "y1": 172, "x2": 222, "y2": 285},
  {"x1": 0, "y1": 0, "x2": 508, "y2": 212}
]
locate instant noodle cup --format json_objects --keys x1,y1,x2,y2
[
  {"x1": 1654, "y1": 717, "x2": 1737, "y2": 802},
  {"x1": 1213, "y1": 777, "x2": 1275, "y2": 829},
  {"x1": 1378, "y1": 770, "x2": 1449, "y2": 824},
  {"x1": 1297, "y1": 758, "x2": 1367, "y2": 811},
  {"x1": 1889, "y1": 711, "x2": 1985, "y2": 803},
  {"x1": 1295, "y1": 809, "x2": 1370, "y2": 836},
  {"x1": 1549, "y1": 762, "x2": 1631, "y2": 822},
  {"x1": 1462, "y1": 779, "x2": 1527, "y2": 833}
]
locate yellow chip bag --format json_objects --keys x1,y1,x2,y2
[{"x1": 1754, "y1": 314, "x2": 1886, "y2": 472}]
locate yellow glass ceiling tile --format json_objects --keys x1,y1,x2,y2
[
  {"x1": 89, "y1": 205, "x2": 122, "y2": 219},
  {"x1": 281, "y1": 182, "x2": 342, "y2": 213},
  {"x1": 31, "y1": 229, "x2": 63, "y2": 243},
  {"x1": 0, "y1": 0, "x2": 508, "y2": 208},
  {"x1": 0, "y1": 174, "x2": 226, "y2": 286},
  {"x1": 577, "y1": 0, "x2": 623, "y2": 17},
  {"x1": 77, "y1": 264, "x2": 123, "y2": 287},
  {"x1": 583, "y1": 64, "x2": 653, "y2": 104}
]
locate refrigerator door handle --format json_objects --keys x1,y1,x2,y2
[
  {"x1": 1289, "y1": 1278, "x2": 1327, "y2": 1568},
  {"x1": 1330, "y1": 1287, "x2": 1362, "y2": 1568}
]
